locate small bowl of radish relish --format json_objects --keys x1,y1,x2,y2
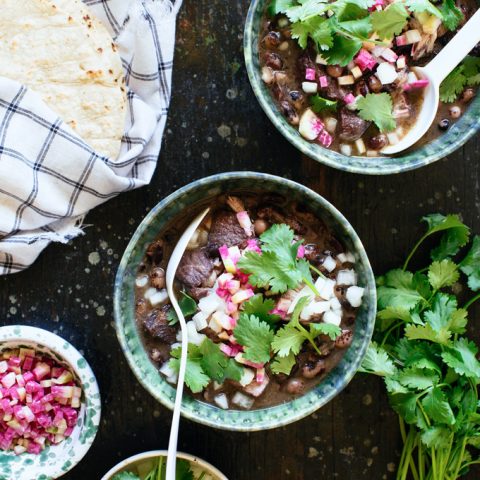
[
  {"x1": 101, "y1": 450, "x2": 228, "y2": 480},
  {"x1": 114, "y1": 171, "x2": 377, "y2": 431},
  {"x1": 0, "y1": 325, "x2": 101, "y2": 480}
]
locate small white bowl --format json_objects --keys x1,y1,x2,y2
[
  {"x1": 101, "y1": 450, "x2": 228, "y2": 480},
  {"x1": 0, "y1": 325, "x2": 101, "y2": 480}
]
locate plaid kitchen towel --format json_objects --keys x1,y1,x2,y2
[{"x1": 0, "y1": 0, "x2": 182, "y2": 274}]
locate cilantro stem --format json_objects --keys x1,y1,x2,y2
[
  {"x1": 303, "y1": 276, "x2": 321, "y2": 297},
  {"x1": 403, "y1": 232, "x2": 432, "y2": 271},
  {"x1": 380, "y1": 320, "x2": 403, "y2": 347},
  {"x1": 463, "y1": 292, "x2": 480, "y2": 310},
  {"x1": 309, "y1": 263, "x2": 326, "y2": 279},
  {"x1": 296, "y1": 321, "x2": 323, "y2": 356}
]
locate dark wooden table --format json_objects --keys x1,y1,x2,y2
[{"x1": 1, "y1": 1, "x2": 479, "y2": 479}]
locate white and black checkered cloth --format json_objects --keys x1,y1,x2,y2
[{"x1": 0, "y1": 0, "x2": 182, "y2": 274}]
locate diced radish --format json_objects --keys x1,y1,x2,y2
[
  {"x1": 302, "y1": 81, "x2": 318, "y2": 94},
  {"x1": 0, "y1": 361, "x2": 7, "y2": 374},
  {"x1": 355, "y1": 49, "x2": 377, "y2": 71},
  {"x1": 239, "y1": 368, "x2": 255, "y2": 387},
  {"x1": 231, "y1": 392, "x2": 255, "y2": 410},
  {"x1": 231, "y1": 288, "x2": 254, "y2": 304},
  {"x1": 318, "y1": 131, "x2": 333, "y2": 148},
  {"x1": 220, "y1": 344, "x2": 233, "y2": 357},
  {"x1": 396, "y1": 35, "x2": 407, "y2": 47},
  {"x1": 319, "y1": 75, "x2": 329, "y2": 88},
  {"x1": 198, "y1": 292, "x2": 225, "y2": 316},
  {"x1": 315, "y1": 54, "x2": 327, "y2": 65},
  {"x1": 214, "y1": 393, "x2": 229, "y2": 410},
  {"x1": 344, "y1": 93, "x2": 356, "y2": 105},
  {"x1": 256, "y1": 368, "x2": 265, "y2": 383},
  {"x1": 403, "y1": 79, "x2": 429, "y2": 91},
  {"x1": 323, "y1": 311, "x2": 342, "y2": 326},
  {"x1": 299, "y1": 109, "x2": 324, "y2": 141},
  {"x1": 246, "y1": 238, "x2": 261, "y2": 254},
  {"x1": 346, "y1": 286, "x2": 365, "y2": 307},
  {"x1": 373, "y1": 46, "x2": 398, "y2": 63},
  {"x1": 305, "y1": 68, "x2": 316, "y2": 81},
  {"x1": 396, "y1": 56, "x2": 406, "y2": 69},
  {"x1": 405, "y1": 29, "x2": 422, "y2": 44},
  {"x1": 2, "y1": 373, "x2": 16, "y2": 389},
  {"x1": 297, "y1": 245, "x2": 305, "y2": 258},
  {"x1": 234, "y1": 353, "x2": 264, "y2": 369},
  {"x1": 376, "y1": 63, "x2": 398, "y2": 85},
  {"x1": 350, "y1": 66, "x2": 363, "y2": 79},
  {"x1": 244, "y1": 375, "x2": 270, "y2": 397}
]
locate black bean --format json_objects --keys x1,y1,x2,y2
[
  {"x1": 280, "y1": 101, "x2": 299, "y2": 125},
  {"x1": 354, "y1": 79, "x2": 369, "y2": 97},
  {"x1": 286, "y1": 378, "x2": 306, "y2": 394},
  {"x1": 335, "y1": 330, "x2": 353, "y2": 349},
  {"x1": 150, "y1": 267, "x2": 166, "y2": 289},
  {"x1": 265, "y1": 52, "x2": 283, "y2": 70},
  {"x1": 263, "y1": 31, "x2": 281, "y2": 48},
  {"x1": 438, "y1": 118, "x2": 450, "y2": 131},
  {"x1": 302, "y1": 360, "x2": 325, "y2": 379},
  {"x1": 367, "y1": 134, "x2": 388, "y2": 150},
  {"x1": 462, "y1": 88, "x2": 475, "y2": 103}
]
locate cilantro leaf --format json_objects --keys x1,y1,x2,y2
[
  {"x1": 356, "y1": 93, "x2": 396, "y2": 132},
  {"x1": 377, "y1": 269, "x2": 425, "y2": 311},
  {"x1": 422, "y1": 387, "x2": 455, "y2": 425},
  {"x1": 169, "y1": 345, "x2": 210, "y2": 393},
  {"x1": 198, "y1": 338, "x2": 242, "y2": 383},
  {"x1": 310, "y1": 94, "x2": 338, "y2": 113},
  {"x1": 389, "y1": 392, "x2": 419, "y2": 425},
  {"x1": 460, "y1": 235, "x2": 480, "y2": 291},
  {"x1": 167, "y1": 292, "x2": 197, "y2": 325},
  {"x1": 234, "y1": 314, "x2": 274, "y2": 363},
  {"x1": 310, "y1": 322, "x2": 341, "y2": 340},
  {"x1": 440, "y1": 66, "x2": 466, "y2": 102},
  {"x1": 271, "y1": 352, "x2": 297, "y2": 375},
  {"x1": 292, "y1": 16, "x2": 333, "y2": 50},
  {"x1": 371, "y1": 3, "x2": 409, "y2": 39},
  {"x1": 405, "y1": 323, "x2": 451, "y2": 345},
  {"x1": 423, "y1": 293, "x2": 457, "y2": 332},
  {"x1": 377, "y1": 306, "x2": 412, "y2": 323},
  {"x1": 359, "y1": 342, "x2": 397, "y2": 376},
  {"x1": 271, "y1": 325, "x2": 305, "y2": 357},
  {"x1": 323, "y1": 35, "x2": 363, "y2": 66},
  {"x1": 406, "y1": 0, "x2": 443, "y2": 18},
  {"x1": 336, "y1": 16, "x2": 372, "y2": 40},
  {"x1": 463, "y1": 56, "x2": 480, "y2": 86},
  {"x1": 242, "y1": 294, "x2": 281, "y2": 325},
  {"x1": 269, "y1": 0, "x2": 296, "y2": 15},
  {"x1": 428, "y1": 260, "x2": 459, "y2": 290},
  {"x1": 421, "y1": 426, "x2": 453, "y2": 448},
  {"x1": 439, "y1": 0, "x2": 464, "y2": 30},
  {"x1": 431, "y1": 220, "x2": 470, "y2": 261},
  {"x1": 441, "y1": 338, "x2": 480, "y2": 379},
  {"x1": 284, "y1": 0, "x2": 329, "y2": 22},
  {"x1": 397, "y1": 367, "x2": 439, "y2": 390}
]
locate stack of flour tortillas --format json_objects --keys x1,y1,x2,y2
[{"x1": 0, "y1": 0, "x2": 126, "y2": 159}]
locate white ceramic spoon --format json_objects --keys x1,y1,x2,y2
[
  {"x1": 165, "y1": 207, "x2": 210, "y2": 480},
  {"x1": 381, "y1": 9, "x2": 480, "y2": 155}
]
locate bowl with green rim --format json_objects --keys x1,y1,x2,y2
[
  {"x1": 114, "y1": 171, "x2": 376, "y2": 431},
  {"x1": 0, "y1": 325, "x2": 101, "y2": 480},
  {"x1": 244, "y1": 0, "x2": 480, "y2": 175},
  {"x1": 101, "y1": 450, "x2": 228, "y2": 480}
]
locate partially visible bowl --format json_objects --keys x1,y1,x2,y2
[
  {"x1": 0, "y1": 325, "x2": 101, "y2": 480},
  {"x1": 114, "y1": 171, "x2": 376, "y2": 431},
  {"x1": 101, "y1": 450, "x2": 228, "y2": 480},
  {"x1": 244, "y1": 0, "x2": 480, "y2": 175}
]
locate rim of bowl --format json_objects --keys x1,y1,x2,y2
[
  {"x1": 101, "y1": 450, "x2": 228, "y2": 480},
  {"x1": 243, "y1": 0, "x2": 480, "y2": 175},
  {"x1": 0, "y1": 325, "x2": 101, "y2": 479},
  {"x1": 114, "y1": 171, "x2": 377, "y2": 431}
]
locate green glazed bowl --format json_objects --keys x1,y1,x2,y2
[
  {"x1": 0, "y1": 325, "x2": 101, "y2": 480},
  {"x1": 114, "y1": 172, "x2": 376, "y2": 431},
  {"x1": 244, "y1": 0, "x2": 480, "y2": 175}
]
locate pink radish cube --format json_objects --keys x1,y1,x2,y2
[{"x1": 305, "y1": 68, "x2": 316, "y2": 81}]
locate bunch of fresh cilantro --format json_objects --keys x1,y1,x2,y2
[
  {"x1": 360, "y1": 214, "x2": 480, "y2": 480},
  {"x1": 111, "y1": 456, "x2": 202, "y2": 480},
  {"x1": 169, "y1": 224, "x2": 342, "y2": 392}
]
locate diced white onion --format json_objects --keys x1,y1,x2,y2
[
  {"x1": 214, "y1": 393, "x2": 229, "y2": 410},
  {"x1": 278, "y1": 17, "x2": 289, "y2": 28},
  {"x1": 405, "y1": 29, "x2": 422, "y2": 44},
  {"x1": 213, "y1": 381, "x2": 223, "y2": 390},
  {"x1": 261, "y1": 66, "x2": 274, "y2": 84},
  {"x1": 355, "y1": 139, "x2": 366, "y2": 155},
  {"x1": 302, "y1": 81, "x2": 318, "y2": 93},
  {"x1": 211, "y1": 311, "x2": 232, "y2": 330},
  {"x1": 232, "y1": 392, "x2": 255, "y2": 410},
  {"x1": 396, "y1": 57, "x2": 406, "y2": 69},
  {"x1": 387, "y1": 132, "x2": 400, "y2": 145},
  {"x1": 323, "y1": 255, "x2": 336, "y2": 272},
  {"x1": 187, "y1": 321, "x2": 206, "y2": 345},
  {"x1": 198, "y1": 292, "x2": 225, "y2": 315},
  {"x1": 350, "y1": 66, "x2": 363, "y2": 79},
  {"x1": 319, "y1": 278, "x2": 336, "y2": 300},
  {"x1": 346, "y1": 252, "x2": 356, "y2": 263},
  {"x1": 367, "y1": 150, "x2": 378, "y2": 157},
  {"x1": 300, "y1": 301, "x2": 330, "y2": 321},
  {"x1": 239, "y1": 368, "x2": 255, "y2": 387},
  {"x1": 315, "y1": 54, "x2": 328, "y2": 65},
  {"x1": 288, "y1": 286, "x2": 314, "y2": 314},
  {"x1": 245, "y1": 376, "x2": 270, "y2": 397},
  {"x1": 149, "y1": 289, "x2": 169, "y2": 306},
  {"x1": 299, "y1": 109, "x2": 321, "y2": 141},
  {"x1": 143, "y1": 287, "x2": 157, "y2": 300},
  {"x1": 329, "y1": 297, "x2": 342, "y2": 311},
  {"x1": 336, "y1": 253, "x2": 348, "y2": 263},
  {"x1": 346, "y1": 286, "x2": 365, "y2": 307},
  {"x1": 338, "y1": 75, "x2": 355, "y2": 86},
  {"x1": 340, "y1": 144, "x2": 352, "y2": 156},
  {"x1": 325, "y1": 117, "x2": 338, "y2": 133},
  {"x1": 323, "y1": 311, "x2": 342, "y2": 326},
  {"x1": 135, "y1": 275, "x2": 149, "y2": 288},
  {"x1": 336, "y1": 269, "x2": 357, "y2": 286},
  {"x1": 160, "y1": 363, "x2": 178, "y2": 384},
  {"x1": 376, "y1": 63, "x2": 398, "y2": 85},
  {"x1": 193, "y1": 311, "x2": 208, "y2": 332}
]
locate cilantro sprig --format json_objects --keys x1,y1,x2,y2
[
  {"x1": 111, "y1": 457, "x2": 196, "y2": 480},
  {"x1": 440, "y1": 56, "x2": 480, "y2": 103},
  {"x1": 360, "y1": 213, "x2": 480, "y2": 480},
  {"x1": 356, "y1": 93, "x2": 396, "y2": 132}
]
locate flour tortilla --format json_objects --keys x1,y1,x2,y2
[{"x1": 0, "y1": 0, "x2": 126, "y2": 159}]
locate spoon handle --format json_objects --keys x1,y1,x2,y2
[{"x1": 423, "y1": 9, "x2": 480, "y2": 84}]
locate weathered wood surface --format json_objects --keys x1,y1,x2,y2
[{"x1": 1, "y1": 1, "x2": 479, "y2": 478}]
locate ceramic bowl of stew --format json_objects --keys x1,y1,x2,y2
[
  {"x1": 244, "y1": 0, "x2": 480, "y2": 175},
  {"x1": 114, "y1": 172, "x2": 376, "y2": 431}
]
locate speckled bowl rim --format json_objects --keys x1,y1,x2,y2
[
  {"x1": 114, "y1": 171, "x2": 376, "y2": 431},
  {"x1": 244, "y1": 0, "x2": 480, "y2": 175},
  {"x1": 0, "y1": 325, "x2": 101, "y2": 480},
  {"x1": 101, "y1": 450, "x2": 228, "y2": 480}
]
